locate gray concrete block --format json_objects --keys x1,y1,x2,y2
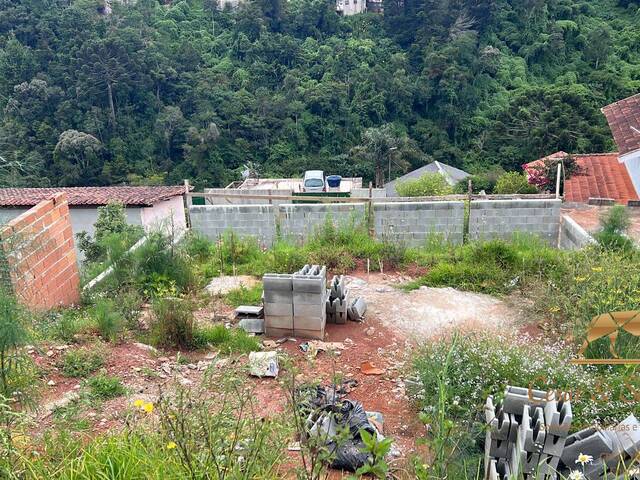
[
  {"x1": 264, "y1": 315, "x2": 293, "y2": 330},
  {"x1": 293, "y1": 327, "x2": 325, "y2": 340},
  {"x1": 293, "y1": 276, "x2": 326, "y2": 293},
  {"x1": 265, "y1": 326, "x2": 294, "y2": 338},
  {"x1": 293, "y1": 303, "x2": 325, "y2": 318},
  {"x1": 264, "y1": 302, "x2": 294, "y2": 317},
  {"x1": 264, "y1": 289, "x2": 293, "y2": 304},
  {"x1": 263, "y1": 274, "x2": 293, "y2": 291},
  {"x1": 544, "y1": 398, "x2": 572, "y2": 438},
  {"x1": 294, "y1": 314, "x2": 326, "y2": 331}
]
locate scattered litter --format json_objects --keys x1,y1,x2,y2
[
  {"x1": 299, "y1": 341, "x2": 346, "y2": 358},
  {"x1": 336, "y1": 378, "x2": 359, "y2": 395},
  {"x1": 287, "y1": 441, "x2": 301, "y2": 451},
  {"x1": 238, "y1": 318, "x2": 265, "y2": 334},
  {"x1": 360, "y1": 361, "x2": 384, "y2": 375},
  {"x1": 47, "y1": 380, "x2": 56, "y2": 387},
  {"x1": 262, "y1": 340, "x2": 278, "y2": 349},
  {"x1": 298, "y1": 384, "x2": 386, "y2": 472},
  {"x1": 248, "y1": 351, "x2": 279, "y2": 378},
  {"x1": 133, "y1": 342, "x2": 158, "y2": 353},
  {"x1": 348, "y1": 297, "x2": 367, "y2": 322}
]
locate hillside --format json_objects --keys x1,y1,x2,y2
[{"x1": 0, "y1": 0, "x2": 639, "y2": 188}]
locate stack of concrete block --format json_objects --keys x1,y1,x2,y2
[
  {"x1": 263, "y1": 273, "x2": 294, "y2": 338},
  {"x1": 292, "y1": 265, "x2": 327, "y2": 340},
  {"x1": 559, "y1": 415, "x2": 640, "y2": 479},
  {"x1": 484, "y1": 386, "x2": 572, "y2": 480},
  {"x1": 326, "y1": 275, "x2": 349, "y2": 324}
]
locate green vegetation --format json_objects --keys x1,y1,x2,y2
[
  {"x1": 1, "y1": 1, "x2": 638, "y2": 189},
  {"x1": 92, "y1": 298, "x2": 124, "y2": 342},
  {"x1": 60, "y1": 348, "x2": 105, "y2": 378},
  {"x1": 224, "y1": 283, "x2": 264, "y2": 307},
  {"x1": 412, "y1": 333, "x2": 640, "y2": 478},
  {"x1": 493, "y1": 172, "x2": 538, "y2": 194},
  {"x1": 192, "y1": 324, "x2": 261, "y2": 354},
  {"x1": 84, "y1": 373, "x2": 126, "y2": 400},
  {"x1": 594, "y1": 205, "x2": 635, "y2": 251},
  {"x1": 150, "y1": 297, "x2": 194, "y2": 350},
  {"x1": 395, "y1": 172, "x2": 454, "y2": 197}
]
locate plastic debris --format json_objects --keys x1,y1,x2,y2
[
  {"x1": 360, "y1": 361, "x2": 384, "y2": 375},
  {"x1": 248, "y1": 351, "x2": 279, "y2": 378}
]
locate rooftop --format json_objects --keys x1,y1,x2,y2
[
  {"x1": 601, "y1": 93, "x2": 640, "y2": 158},
  {"x1": 385, "y1": 161, "x2": 470, "y2": 195},
  {"x1": 0, "y1": 186, "x2": 187, "y2": 207},
  {"x1": 562, "y1": 153, "x2": 638, "y2": 204}
]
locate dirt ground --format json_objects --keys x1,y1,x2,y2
[{"x1": 29, "y1": 272, "x2": 526, "y2": 477}]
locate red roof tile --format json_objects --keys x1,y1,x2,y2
[
  {"x1": 0, "y1": 186, "x2": 187, "y2": 207},
  {"x1": 563, "y1": 153, "x2": 638, "y2": 204},
  {"x1": 522, "y1": 151, "x2": 569, "y2": 172},
  {"x1": 601, "y1": 94, "x2": 640, "y2": 157}
]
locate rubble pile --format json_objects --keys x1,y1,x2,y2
[{"x1": 484, "y1": 386, "x2": 640, "y2": 480}]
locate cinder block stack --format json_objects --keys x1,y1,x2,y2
[
  {"x1": 484, "y1": 386, "x2": 572, "y2": 480},
  {"x1": 326, "y1": 275, "x2": 349, "y2": 324},
  {"x1": 559, "y1": 415, "x2": 640, "y2": 479},
  {"x1": 293, "y1": 265, "x2": 327, "y2": 339},
  {"x1": 263, "y1": 273, "x2": 294, "y2": 338}
]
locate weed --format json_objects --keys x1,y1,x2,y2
[
  {"x1": 92, "y1": 298, "x2": 123, "y2": 342},
  {"x1": 192, "y1": 324, "x2": 261, "y2": 354},
  {"x1": 85, "y1": 373, "x2": 125, "y2": 400},
  {"x1": 60, "y1": 348, "x2": 105, "y2": 378},
  {"x1": 150, "y1": 297, "x2": 194, "y2": 349},
  {"x1": 224, "y1": 283, "x2": 263, "y2": 307}
]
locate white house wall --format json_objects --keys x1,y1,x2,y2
[
  {"x1": 140, "y1": 195, "x2": 186, "y2": 237},
  {"x1": 622, "y1": 151, "x2": 640, "y2": 199}
]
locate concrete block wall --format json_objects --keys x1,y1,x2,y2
[
  {"x1": 189, "y1": 204, "x2": 276, "y2": 245},
  {"x1": 278, "y1": 203, "x2": 367, "y2": 243},
  {"x1": 0, "y1": 193, "x2": 80, "y2": 310},
  {"x1": 374, "y1": 201, "x2": 465, "y2": 245},
  {"x1": 469, "y1": 199, "x2": 561, "y2": 244},
  {"x1": 559, "y1": 214, "x2": 596, "y2": 250}
]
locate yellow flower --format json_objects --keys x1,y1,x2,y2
[
  {"x1": 133, "y1": 399, "x2": 145, "y2": 408},
  {"x1": 167, "y1": 442, "x2": 177, "y2": 450},
  {"x1": 591, "y1": 267, "x2": 603, "y2": 272},
  {"x1": 142, "y1": 402, "x2": 154, "y2": 414},
  {"x1": 575, "y1": 276, "x2": 587, "y2": 283},
  {"x1": 549, "y1": 306, "x2": 560, "y2": 313}
]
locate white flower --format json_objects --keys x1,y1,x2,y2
[
  {"x1": 575, "y1": 453, "x2": 593, "y2": 465},
  {"x1": 568, "y1": 471, "x2": 585, "y2": 480}
]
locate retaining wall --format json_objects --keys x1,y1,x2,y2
[
  {"x1": 0, "y1": 193, "x2": 80, "y2": 309},
  {"x1": 559, "y1": 214, "x2": 596, "y2": 250},
  {"x1": 469, "y1": 199, "x2": 562, "y2": 244},
  {"x1": 374, "y1": 201, "x2": 465, "y2": 245}
]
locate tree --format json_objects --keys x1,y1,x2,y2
[
  {"x1": 53, "y1": 130, "x2": 103, "y2": 185},
  {"x1": 350, "y1": 125, "x2": 422, "y2": 187},
  {"x1": 494, "y1": 172, "x2": 537, "y2": 194}
]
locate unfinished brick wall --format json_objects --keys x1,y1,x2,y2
[{"x1": 0, "y1": 192, "x2": 80, "y2": 310}]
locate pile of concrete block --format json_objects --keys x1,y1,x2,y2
[
  {"x1": 559, "y1": 415, "x2": 640, "y2": 479},
  {"x1": 326, "y1": 275, "x2": 349, "y2": 324},
  {"x1": 484, "y1": 387, "x2": 640, "y2": 480},
  {"x1": 484, "y1": 386, "x2": 572, "y2": 480},
  {"x1": 262, "y1": 266, "x2": 327, "y2": 340}
]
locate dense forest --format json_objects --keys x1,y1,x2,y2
[{"x1": 0, "y1": 0, "x2": 638, "y2": 189}]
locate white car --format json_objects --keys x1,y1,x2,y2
[{"x1": 303, "y1": 170, "x2": 326, "y2": 192}]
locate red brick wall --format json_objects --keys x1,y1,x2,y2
[{"x1": 0, "y1": 193, "x2": 80, "y2": 310}]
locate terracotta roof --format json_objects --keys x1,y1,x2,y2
[
  {"x1": 601, "y1": 94, "x2": 640, "y2": 158},
  {"x1": 563, "y1": 153, "x2": 638, "y2": 204},
  {"x1": 0, "y1": 186, "x2": 187, "y2": 207}
]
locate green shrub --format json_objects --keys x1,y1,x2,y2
[
  {"x1": 85, "y1": 373, "x2": 125, "y2": 400},
  {"x1": 224, "y1": 283, "x2": 263, "y2": 307},
  {"x1": 594, "y1": 205, "x2": 634, "y2": 251},
  {"x1": 396, "y1": 172, "x2": 454, "y2": 197},
  {"x1": 192, "y1": 325, "x2": 260, "y2": 354},
  {"x1": 60, "y1": 348, "x2": 105, "y2": 378},
  {"x1": 92, "y1": 298, "x2": 123, "y2": 342},
  {"x1": 494, "y1": 172, "x2": 537, "y2": 194},
  {"x1": 413, "y1": 333, "x2": 640, "y2": 425},
  {"x1": 182, "y1": 231, "x2": 213, "y2": 262},
  {"x1": 150, "y1": 297, "x2": 194, "y2": 349}
]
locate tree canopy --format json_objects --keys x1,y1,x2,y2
[{"x1": 0, "y1": 0, "x2": 638, "y2": 189}]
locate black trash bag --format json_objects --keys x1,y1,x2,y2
[{"x1": 328, "y1": 400, "x2": 375, "y2": 471}]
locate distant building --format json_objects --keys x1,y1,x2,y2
[
  {"x1": 0, "y1": 186, "x2": 188, "y2": 260},
  {"x1": 336, "y1": 0, "x2": 367, "y2": 16},
  {"x1": 384, "y1": 161, "x2": 470, "y2": 196}
]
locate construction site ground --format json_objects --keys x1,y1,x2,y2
[{"x1": 29, "y1": 272, "x2": 528, "y2": 478}]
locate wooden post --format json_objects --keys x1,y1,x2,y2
[
  {"x1": 184, "y1": 179, "x2": 192, "y2": 229},
  {"x1": 368, "y1": 181, "x2": 374, "y2": 238},
  {"x1": 555, "y1": 163, "x2": 562, "y2": 199}
]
